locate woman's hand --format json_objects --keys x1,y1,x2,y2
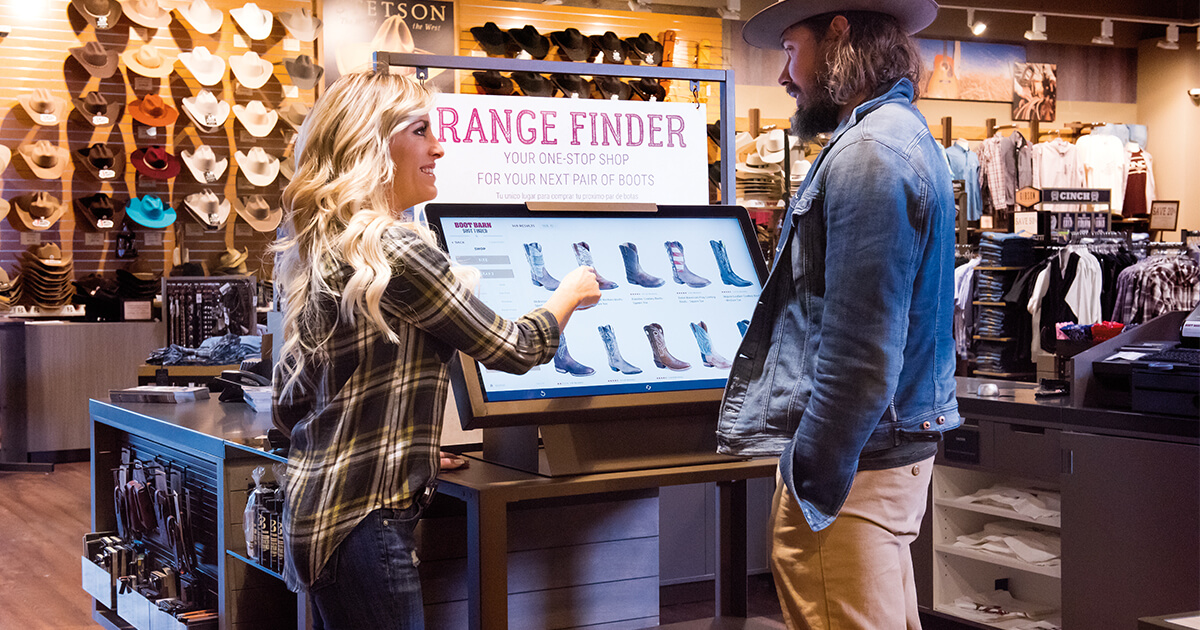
[{"x1": 542, "y1": 266, "x2": 601, "y2": 330}]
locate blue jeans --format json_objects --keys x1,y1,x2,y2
[{"x1": 311, "y1": 506, "x2": 424, "y2": 630}]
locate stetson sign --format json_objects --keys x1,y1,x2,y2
[{"x1": 319, "y1": 0, "x2": 455, "y2": 89}]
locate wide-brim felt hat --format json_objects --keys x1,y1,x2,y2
[
  {"x1": 126, "y1": 195, "x2": 177, "y2": 228},
  {"x1": 75, "y1": 192, "x2": 127, "y2": 231},
  {"x1": 232, "y1": 101, "x2": 278, "y2": 137},
  {"x1": 183, "y1": 190, "x2": 231, "y2": 230},
  {"x1": 69, "y1": 41, "x2": 119, "y2": 78},
  {"x1": 550, "y1": 28, "x2": 593, "y2": 62},
  {"x1": 122, "y1": 44, "x2": 178, "y2": 78},
  {"x1": 182, "y1": 90, "x2": 231, "y2": 131},
  {"x1": 179, "y1": 46, "x2": 227, "y2": 86},
  {"x1": 473, "y1": 70, "x2": 514, "y2": 96},
  {"x1": 470, "y1": 22, "x2": 514, "y2": 56},
  {"x1": 129, "y1": 93, "x2": 178, "y2": 126},
  {"x1": 71, "y1": 0, "x2": 122, "y2": 29},
  {"x1": 0, "y1": 198, "x2": 8, "y2": 224},
  {"x1": 72, "y1": 91, "x2": 123, "y2": 127},
  {"x1": 178, "y1": 0, "x2": 224, "y2": 34},
  {"x1": 591, "y1": 32, "x2": 628, "y2": 64},
  {"x1": 279, "y1": 154, "x2": 294, "y2": 180},
  {"x1": 737, "y1": 152, "x2": 783, "y2": 174},
  {"x1": 120, "y1": 0, "x2": 173, "y2": 28},
  {"x1": 17, "y1": 141, "x2": 71, "y2": 179},
  {"x1": 230, "y1": 2, "x2": 274, "y2": 40},
  {"x1": 508, "y1": 25, "x2": 550, "y2": 59},
  {"x1": 512, "y1": 72, "x2": 556, "y2": 97},
  {"x1": 756, "y1": 128, "x2": 787, "y2": 163},
  {"x1": 629, "y1": 77, "x2": 667, "y2": 101},
  {"x1": 75, "y1": 143, "x2": 126, "y2": 180},
  {"x1": 278, "y1": 7, "x2": 321, "y2": 41},
  {"x1": 17, "y1": 89, "x2": 69, "y2": 126},
  {"x1": 229, "y1": 51, "x2": 274, "y2": 89},
  {"x1": 235, "y1": 147, "x2": 280, "y2": 186},
  {"x1": 12, "y1": 193, "x2": 69, "y2": 231},
  {"x1": 232, "y1": 194, "x2": 282, "y2": 231},
  {"x1": 283, "y1": 55, "x2": 323, "y2": 89},
  {"x1": 0, "y1": 145, "x2": 10, "y2": 172},
  {"x1": 624, "y1": 33, "x2": 664, "y2": 65},
  {"x1": 551, "y1": 73, "x2": 589, "y2": 99},
  {"x1": 743, "y1": 0, "x2": 938, "y2": 49},
  {"x1": 180, "y1": 145, "x2": 228, "y2": 184},
  {"x1": 131, "y1": 146, "x2": 181, "y2": 180},
  {"x1": 592, "y1": 76, "x2": 633, "y2": 100},
  {"x1": 278, "y1": 101, "x2": 308, "y2": 129}
]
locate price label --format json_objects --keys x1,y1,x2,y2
[
  {"x1": 85, "y1": 232, "x2": 106, "y2": 245},
  {"x1": 184, "y1": 223, "x2": 202, "y2": 236},
  {"x1": 95, "y1": 15, "x2": 109, "y2": 28},
  {"x1": 20, "y1": 232, "x2": 43, "y2": 245},
  {"x1": 283, "y1": 38, "x2": 300, "y2": 52},
  {"x1": 123, "y1": 301, "x2": 153, "y2": 320},
  {"x1": 99, "y1": 168, "x2": 116, "y2": 179},
  {"x1": 92, "y1": 115, "x2": 110, "y2": 126},
  {"x1": 39, "y1": 113, "x2": 57, "y2": 124},
  {"x1": 205, "y1": 113, "x2": 220, "y2": 126},
  {"x1": 1013, "y1": 211, "x2": 1039, "y2": 237},
  {"x1": 1149, "y1": 201, "x2": 1179, "y2": 231},
  {"x1": 144, "y1": 231, "x2": 164, "y2": 246},
  {"x1": 134, "y1": 77, "x2": 155, "y2": 91},
  {"x1": 32, "y1": 218, "x2": 51, "y2": 229}
]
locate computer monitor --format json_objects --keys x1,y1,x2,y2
[{"x1": 425, "y1": 203, "x2": 767, "y2": 433}]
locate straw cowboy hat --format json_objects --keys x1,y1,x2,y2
[
  {"x1": 756, "y1": 129, "x2": 787, "y2": 164},
  {"x1": 120, "y1": 0, "x2": 172, "y2": 28},
  {"x1": 235, "y1": 147, "x2": 279, "y2": 186},
  {"x1": 229, "y1": 51, "x2": 274, "y2": 89},
  {"x1": 126, "y1": 195, "x2": 177, "y2": 228},
  {"x1": 11, "y1": 192, "x2": 69, "y2": 231},
  {"x1": 232, "y1": 100, "x2": 278, "y2": 137},
  {"x1": 337, "y1": 16, "x2": 441, "y2": 77},
  {"x1": 129, "y1": 93, "x2": 178, "y2": 126},
  {"x1": 69, "y1": 41, "x2": 119, "y2": 78},
  {"x1": 178, "y1": 0, "x2": 223, "y2": 34},
  {"x1": 131, "y1": 145, "x2": 181, "y2": 180},
  {"x1": 283, "y1": 55, "x2": 323, "y2": 89},
  {"x1": 278, "y1": 7, "x2": 321, "y2": 41},
  {"x1": 17, "y1": 141, "x2": 71, "y2": 179},
  {"x1": 70, "y1": 0, "x2": 122, "y2": 29},
  {"x1": 179, "y1": 45, "x2": 226, "y2": 86},
  {"x1": 75, "y1": 193, "x2": 127, "y2": 231},
  {"x1": 122, "y1": 44, "x2": 178, "y2": 78},
  {"x1": 742, "y1": 0, "x2": 937, "y2": 49},
  {"x1": 217, "y1": 247, "x2": 249, "y2": 272},
  {"x1": 232, "y1": 194, "x2": 282, "y2": 232},
  {"x1": 182, "y1": 89, "x2": 230, "y2": 131},
  {"x1": 183, "y1": 190, "x2": 231, "y2": 230},
  {"x1": 180, "y1": 144, "x2": 228, "y2": 184},
  {"x1": 75, "y1": 143, "x2": 126, "y2": 180},
  {"x1": 72, "y1": 91, "x2": 123, "y2": 127},
  {"x1": 230, "y1": 2, "x2": 273, "y2": 40},
  {"x1": 17, "y1": 89, "x2": 69, "y2": 126}
]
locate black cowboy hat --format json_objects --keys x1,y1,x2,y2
[
  {"x1": 75, "y1": 143, "x2": 126, "y2": 181},
  {"x1": 629, "y1": 77, "x2": 667, "y2": 102},
  {"x1": 472, "y1": 70, "x2": 514, "y2": 96},
  {"x1": 74, "y1": 192, "x2": 127, "y2": 231},
  {"x1": 551, "y1": 74, "x2": 591, "y2": 99},
  {"x1": 550, "y1": 28, "x2": 593, "y2": 62},
  {"x1": 470, "y1": 22, "x2": 515, "y2": 56},
  {"x1": 508, "y1": 25, "x2": 550, "y2": 60},
  {"x1": 624, "y1": 33, "x2": 664, "y2": 65},
  {"x1": 592, "y1": 76, "x2": 633, "y2": 100},
  {"x1": 590, "y1": 32, "x2": 628, "y2": 64},
  {"x1": 512, "y1": 71, "x2": 557, "y2": 98}
]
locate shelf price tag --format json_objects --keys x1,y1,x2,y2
[
  {"x1": 1149, "y1": 201, "x2": 1179, "y2": 231},
  {"x1": 1013, "y1": 211, "x2": 1039, "y2": 237}
]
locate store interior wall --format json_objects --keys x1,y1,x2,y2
[{"x1": 1136, "y1": 34, "x2": 1200, "y2": 239}]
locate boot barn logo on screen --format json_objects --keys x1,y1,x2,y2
[{"x1": 454, "y1": 222, "x2": 492, "y2": 233}]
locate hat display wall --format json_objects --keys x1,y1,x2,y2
[
  {"x1": 511, "y1": 72, "x2": 556, "y2": 97},
  {"x1": 17, "y1": 88, "x2": 69, "y2": 126},
  {"x1": 229, "y1": 51, "x2": 274, "y2": 89},
  {"x1": 284, "y1": 55, "x2": 323, "y2": 89},
  {"x1": 17, "y1": 141, "x2": 71, "y2": 179},
  {"x1": 233, "y1": 194, "x2": 282, "y2": 232},
  {"x1": 473, "y1": 70, "x2": 513, "y2": 96},
  {"x1": 122, "y1": 44, "x2": 178, "y2": 78},
  {"x1": 72, "y1": 91, "x2": 123, "y2": 127},
  {"x1": 182, "y1": 89, "x2": 231, "y2": 131},
  {"x1": 235, "y1": 147, "x2": 279, "y2": 186},
  {"x1": 742, "y1": 0, "x2": 938, "y2": 49},
  {"x1": 69, "y1": 41, "x2": 119, "y2": 78},
  {"x1": 183, "y1": 190, "x2": 231, "y2": 230},
  {"x1": 550, "y1": 28, "x2": 593, "y2": 62},
  {"x1": 129, "y1": 93, "x2": 178, "y2": 126},
  {"x1": 591, "y1": 32, "x2": 627, "y2": 64},
  {"x1": 470, "y1": 22, "x2": 515, "y2": 57},
  {"x1": 11, "y1": 192, "x2": 69, "y2": 230},
  {"x1": 230, "y1": 2, "x2": 273, "y2": 40},
  {"x1": 131, "y1": 145, "x2": 181, "y2": 180},
  {"x1": 181, "y1": 145, "x2": 228, "y2": 184},
  {"x1": 551, "y1": 74, "x2": 589, "y2": 99},
  {"x1": 126, "y1": 195, "x2": 177, "y2": 228},
  {"x1": 178, "y1": 0, "x2": 223, "y2": 34},
  {"x1": 624, "y1": 33, "x2": 664, "y2": 65},
  {"x1": 508, "y1": 25, "x2": 550, "y2": 60},
  {"x1": 277, "y1": 101, "x2": 308, "y2": 130},
  {"x1": 76, "y1": 143, "x2": 126, "y2": 180},
  {"x1": 120, "y1": 0, "x2": 172, "y2": 28},
  {"x1": 75, "y1": 193, "x2": 127, "y2": 231},
  {"x1": 71, "y1": 0, "x2": 122, "y2": 29},
  {"x1": 338, "y1": 15, "x2": 437, "y2": 76},
  {"x1": 278, "y1": 7, "x2": 321, "y2": 41},
  {"x1": 232, "y1": 100, "x2": 277, "y2": 137},
  {"x1": 179, "y1": 46, "x2": 226, "y2": 86}
]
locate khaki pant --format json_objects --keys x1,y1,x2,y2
[{"x1": 769, "y1": 457, "x2": 935, "y2": 630}]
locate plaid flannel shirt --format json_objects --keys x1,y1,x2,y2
[{"x1": 273, "y1": 226, "x2": 559, "y2": 591}]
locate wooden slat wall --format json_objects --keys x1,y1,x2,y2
[{"x1": 0, "y1": 0, "x2": 316, "y2": 297}]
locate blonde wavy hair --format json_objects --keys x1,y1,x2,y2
[{"x1": 273, "y1": 71, "x2": 439, "y2": 399}]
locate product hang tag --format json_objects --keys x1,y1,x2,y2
[
  {"x1": 96, "y1": 16, "x2": 108, "y2": 29},
  {"x1": 93, "y1": 115, "x2": 110, "y2": 126},
  {"x1": 204, "y1": 113, "x2": 219, "y2": 126},
  {"x1": 204, "y1": 171, "x2": 218, "y2": 184},
  {"x1": 96, "y1": 220, "x2": 114, "y2": 230},
  {"x1": 39, "y1": 113, "x2": 57, "y2": 124},
  {"x1": 32, "y1": 218, "x2": 51, "y2": 229},
  {"x1": 99, "y1": 168, "x2": 116, "y2": 179}
]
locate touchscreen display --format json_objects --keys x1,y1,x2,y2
[{"x1": 437, "y1": 214, "x2": 763, "y2": 402}]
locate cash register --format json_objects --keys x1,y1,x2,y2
[{"x1": 1091, "y1": 304, "x2": 1200, "y2": 417}]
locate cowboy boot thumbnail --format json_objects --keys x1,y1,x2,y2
[
  {"x1": 553, "y1": 333, "x2": 594, "y2": 376},
  {"x1": 573, "y1": 242, "x2": 619, "y2": 290},
  {"x1": 690, "y1": 321, "x2": 731, "y2": 368},
  {"x1": 665, "y1": 241, "x2": 710, "y2": 288},
  {"x1": 709, "y1": 240, "x2": 752, "y2": 287},
  {"x1": 737, "y1": 319, "x2": 750, "y2": 336},
  {"x1": 524, "y1": 242, "x2": 560, "y2": 290},
  {"x1": 643, "y1": 323, "x2": 690, "y2": 370},
  {"x1": 598, "y1": 324, "x2": 641, "y2": 374},
  {"x1": 619, "y1": 242, "x2": 664, "y2": 288}
]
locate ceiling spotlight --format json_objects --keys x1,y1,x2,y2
[
  {"x1": 627, "y1": 0, "x2": 650, "y2": 11},
  {"x1": 1091, "y1": 18, "x2": 1114, "y2": 45},
  {"x1": 967, "y1": 9, "x2": 987, "y2": 36},
  {"x1": 1024, "y1": 13, "x2": 1047, "y2": 41},
  {"x1": 1157, "y1": 24, "x2": 1179, "y2": 50}
]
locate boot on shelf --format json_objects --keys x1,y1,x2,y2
[
  {"x1": 737, "y1": 319, "x2": 750, "y2": 336},
  {"x1": 643, "y1": 323, "x2": 690, "y2": 371},
  {"x1": 573, "y1": 242, "x2": 619, "y2": 290},
  {"x1": 665, "y1": 241, "x2": 710, "y2": 288},
  {"x1": 619, "y1": 242, "x2": 664, "y2": 288},
  {"x1": 690, "y1": 321, "x2": 732, "y2": 368},
  {"x1": 598, "y1": 324, "x2": 641, "y2": 374},
  {"x1": 553, "y1": 333, "x2": 594, "y2": 376},
  {"x1": 709, "y1": 240, "x2": 753, "y2": 287},
  {"x1": 524, "y1": 242, "x2": 560, "y2": 290}
]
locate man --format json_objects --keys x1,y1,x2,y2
[{"x1": 716, "y1": 1, "x2": 961, "y2": 628}]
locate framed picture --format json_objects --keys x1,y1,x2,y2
[
  {"x1": 1149, "y1": 200, "x2": 1180, "y2": 231},
  {"x1": 918, "y1": 39, "x2": 1026, "y2": 102},
  {"x1": 319, "y1": 0, "x2": 457, "y2": 91},
  {"x1": 1012, "y1": 62, "x2": 1057, "y2": 122}
]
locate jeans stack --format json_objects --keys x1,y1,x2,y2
[
  {"x1": 979, "y1": 231, "x2": 1036, "y2": 268},
  {"x1": 973, "y1": 233, "x2": 1037, "y2": 377}
]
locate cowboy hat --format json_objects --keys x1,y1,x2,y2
[
  {"x1": 470, "y1": 22, "x2": 515, "y2": 57},
  {"x1": 284, "y1": 55, "x2": 323, "y2": 89},
  {"x1": 337, "y1": 15, "x2": 438, "y2": 77},
  {"x1": 70, "y1": 0, "x2": 122, "y2": 29},
  {"x1": 629, "y1": 77, "x2": 667, "y2": 101},
  {"x1": 624, "y1": 33, "x2": 664, "y2": 66},
  {"x1": 551, "y1": 74, "x2": 589, "y2": 99},
  {"x1": 122, "y1": 44, "x2": 178, "y2": 78},
  {"x1": 183, "y1": 190, "x2": 231, "y2": 230},
  {"x1": 182, "y1": 89, "x2": 230, "y2": 131},
  {"x1": 129, "y1": 93, "x2": 178, "y2": 126},
  {"x1": 75, "y1": 193, "x2": 127, "y2": 231},
  {"x1": 512, "y1": 72, "x2": 556, "y2": 98},
  {"x1": 736, "y1": 151, "x2": 783, "y2": 174},
  {"x1": 278, "y1": 7, "x2": 321, "y2": 41},
  {"x1": 229, "y1": 51, "x2": 274, "y2": 89},
  {"x1": 233, "y1": 194, "x2": 282, "y2": 232},
  {"x1": 69, "y1": 41, "x2": 119, "y2": 78},
  {"x1": 125, "y1": 195, "x2": 177, "y2": 228},
  {"x1": 232, "y1": 100, "x2": 277, "y2": 137},
  {"x1": 277, "y1": 101, "x2": 308, "y2": 130},
  {"x1": 472, "y1": 70, "x2": 514, "y2": 96},
  {"x1": 120, "y1": 0, "x2": 172, "y2": 28},
  {"x1": 72, "y1": 91, "x2": 123, "y2": 126},
  {"x1": 230, "y1": 2, "x2": 273, "y2": 40},
  {"x1": 742, "y1": 0, "x2": 938, "y2": 49},
  {"x1": 180, "y1": 144, "x2": 228, "y2": 184},
  {"x1": 550, "y1": 28, "x2": 593, "y2": 62},
  {"x1": 11, "y1": 193, "x2": 69, "y2": 231},
  {"x1": 17, "y1": 141, "x2": 71, "y2": 179},
  {"x1": 235, "y1": 147, "x2": 279, "y2": 186},
  {"x1": 178, "y1": 0, "x2": 223, "y2": 34},
  {"x1": 0, "y1": 197, "x2": 8, "y2": 224},
  {"x1": 756, "y1": 128, "x2": 787, "y2": 164},
  {"x1": 0, "y1": 145, "x2": 10, "y2": 171},
  {"x1": 217, "y1": 246, "x2": 249, "y2": 272},
  {"x1": 16, "y1": 89, "x2": 69, "y2": 126},
  {"x1": 179, "y1": 45, "x2": 226, "y2": 86},
  {"x1": 131, "y1": 145, "x2": 181, "y2": 179},
  {"x1": 508, "y1": 25, "x2": 550, "y2": 60},
  {"x1": 75, "y1": 143, "x2": 126, "y2": 180},
  {"x1": 590, "y1": 32, "x2": 627, "y2": 64},
  {"x1": 279, "y1": 154, "x2": 294, "y2": 180},
  {"x1": 591, "y1": 76, "x2": 633, "y2": 100}
]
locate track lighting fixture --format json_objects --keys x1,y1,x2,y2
[
  {"x1": 1157, "y1": 24, "x2": 1179, "y2": 50},
  {"x1": 627, "y1": 0, "x2": 650, "y2": 12},
  {"x1": 967, "y1": 9, "x2": 986, "y2": 36},
  {"x1": 1024, "y1": 13, "x2": 1047, "y2": 41},
  {"x1": 1091, "y1": 18, "x2": 1114, "y2": 45},
  {"x1": 716, "y1": 0, "x2": 740, "y2": 20}
]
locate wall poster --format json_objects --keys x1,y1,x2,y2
[
  {"x1": 319, "y1": 0, "x2": 456, "y2": 91},
  {"x1": 1012, "y1": 62, "x2": 1057, "y2": 123},
  {"x1": 918, "y1": 39, "x2": 1026, "y2": 102}
]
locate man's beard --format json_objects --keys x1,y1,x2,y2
[{"x1": 790, "y1": 78, "x2": 841, "y2": 145}]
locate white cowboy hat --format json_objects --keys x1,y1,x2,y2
[
  {"x1": 17, "y1": 88, "x2": 69, "y2": 126},
  {"x1": 230, "y1": 2, "x2": 273, "y2": 40},
  {"x1": 235, "y1": 146, "x2": 280, "y2": 186},
  {"x1": 232, "y1": 194, "x2": 282, "y2": 232},
  {"x1": 743, "y1": 0, "x2": 937, "y2": 49},
  {"x1": 756, "y1": 129, "x2": 787, "y2": 164},
  {"x1": 120, "y1": 0, "x2": 172, "y2": 28},
  {"x1": 736, "y1": 152, "x2": 783, "y2": 175},
  {"x1": 278, "y1": 7, "x2": 321, "y2": 41},
  {"x1": 183, "y1": 190, "x2": 231, "y2": 230},
  {"x1": 229, "y1": 51, "x2": 274, "y2": 89},
  {"x1": 180, "y1": 144, "x2": 228, "y2": 184},
  {"x1": 179, "y1": 45, "x2": 226, "y2": 86},
  {"x1": 232, "y1": 100, "x2": 278, "y2": 137},
  {"x1": 337, "y1": 15, "x2": 441, "y2": 78},
  {"x1": 70, "y1": 0, "x2": 122, "y2": 30},
  {"x1": 122, "y1": 44, "x2": 178, "y2": 78},
  {"x1": 182, "y1": 89, "x2": 231, "y2": 131},
  {"x1": 178, "y1": 0, "x2": 223, "y2": 34}
]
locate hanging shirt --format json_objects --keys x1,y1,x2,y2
[
  {"x1": 1076, "y1": 133, "x2": 1128, "y2": 215},
  {"x1": 1121, "y1": 147, "x2": 1155, "y2": 217},
  {"x1": 1032, "y1": 139, "x2": 1084, "y2": 212},
  {"x1": 946, "y1": 143, "x2": 983, "y2": 221}
]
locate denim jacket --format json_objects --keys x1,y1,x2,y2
[{"x1": 716, "y1": 79, "x2": 961, "y2": 531}]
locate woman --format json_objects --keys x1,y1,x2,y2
[{"x1": 271, "y1": 71, "x2": 600, "y2": 629}]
